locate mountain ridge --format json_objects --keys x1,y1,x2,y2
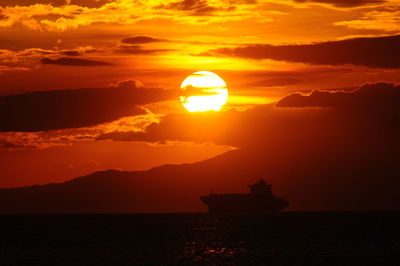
[{"x1": 1, "y1": 144, "x2": 400, "y2": 213}]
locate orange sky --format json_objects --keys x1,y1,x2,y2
[{"x1": 0, "y1": 0, "x2": 400, "y2": 189}]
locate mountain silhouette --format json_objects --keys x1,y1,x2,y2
[
  {"x1": 0, "y1": 150, "x2": 243, "y2": 214},
  {"x1": 1, "y1": 142, "x2": 400, "y2": 213}
]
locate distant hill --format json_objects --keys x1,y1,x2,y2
[
  {"x1": 1, "y1": 143, "x2": 400, "y2": 213},
  {"x1": 0, "y1": 150, "x2": 253, "y2": 214}
]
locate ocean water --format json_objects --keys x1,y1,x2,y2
[{"x1": 1, "y1": 212, "x2": 400, "y2": 265}]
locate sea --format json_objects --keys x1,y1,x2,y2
[{"x1": 1, "y1": 212, "x2": 400, "y2": 265}]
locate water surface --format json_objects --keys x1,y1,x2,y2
[{"x1": 1, "y1": 212, "x2": 399, "y2": 265}]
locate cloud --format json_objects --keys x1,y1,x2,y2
[
  {"x1": 114, "y1": 45, "x2": 175, "y2": 55},
  {"x1": 97, "y1": 82, "x2": 400, "y2": 146},
  {"x1": 5, "y1": 81, "x2": 398, "y2": 150},
  {"x1": 0, "y1": 112, "x2": 162, "y2": 150},
  {"x1": 0, "y1": 138, "x2": 36, "y2": 149},
  {"x1": 121, "y1": 36, "x2": 168, "y2": 44},
  {"x1": 335, "y1": 6, "x2": 400, "y2": 32},
  {"x1": 246, "y1": 77, "x2": 304, "y2": 87},
  {"x1": 41, "y1": 57, "x2": 112, "y2": 66},
  {"x1": 60, "y1": 50, "x2": 80, "y2": 56},
  {"x1": 293, "y1": 0, "x2": 387, "y2": 8},
  {"x1": 277, "y1": 82, "x2": 400, "y2": 108},
  {"x1": 0, "y1": 65, "x2": 30, "y2": 73},
  {"x1": 207, "y1": 34, "x2": 400, "y2": 68},
  {"x1": 0, "y1": 0, "x2": 110, "y2": 8},
  {"x1": 0, "y1": 47, "x2": 100, "y2": 67},
  {"x1": 0, "y1": 1, "x2": 143, "y2": 31},
  {"x1": 158, "y1": 0, "x2": 224, "y2": 15},
  {"x1": 0, "y1": 48, "x2": 54, "y2": 65},
  {"x1": 0, "y1": 80, "x2": 177, "y2": 132},
  {"x1": 0, "y1": 0, "x2": 260, "y2": 31},
  {"x1": 96, "y1": 105, "x2": 321, "y2": 147}
]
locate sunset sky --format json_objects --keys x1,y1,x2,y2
[{"x1": 0, "y1": 0, "x2": 400, "y2": 211}]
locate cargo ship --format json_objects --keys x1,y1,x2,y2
[{"x1": 200, "y1": 179, "x2": 288, "y2": 213}]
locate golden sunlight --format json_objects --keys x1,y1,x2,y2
[{"x1": 180, "y1": 71, "x2": 228, "y2": 112}]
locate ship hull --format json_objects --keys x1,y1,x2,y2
[{"x1": 200, "y1": 194, "x2": 288, "y2": 214}]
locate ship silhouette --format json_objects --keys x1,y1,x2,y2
[{"x1": 200, "y1": 179, "x2": 288, "y2": 213}]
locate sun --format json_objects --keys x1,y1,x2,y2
[{"x1": 180, "y1": 71, "x2": 228, "y2": 112}]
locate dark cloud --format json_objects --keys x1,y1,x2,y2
[
  {"x1": 277, "y1": 82, "x2": 400, "y2": 108},
  {"x1": 0, "y1": 0, "x2": 110, "y2": 8},
  {"x1": 294, "y1": 0, "x2": 386, "y2": 7},
  {"x1": 0, "y1": 81, "x2": 177, "y2": 132},
  {"x1": 208, "y1": 34, "x2": 400, "y2": 69},
  {"x1": 246, "y1": 77, "x2": 304, "y2": 87},
  {"x1": 180, "y1": 85, "x2": 220, "y2": 98},
  {"x1": 97, "y1": 81, "x2": 400, "y2": 151},
  {"x1": 0, "y1": 139, "x2": 35, "y2": 149},
  {"x1": 121, "y1": 36, "x2": 168, "y2": 44},
  {"x1": 158, "y1": 0, "x2": 231, "y2": 15},
  {"x1": 41, "y1": 57, "x2": 112, "y2": 66},
  {"x1": 164, "y1": 0, "x2": 216, "y2": 12},
  {"x1": 114, "y1": 45, "x2": 175, "y2": 55},
  {"x1": 60, "y1": 50, "x2": 80, "y2": 56}
]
